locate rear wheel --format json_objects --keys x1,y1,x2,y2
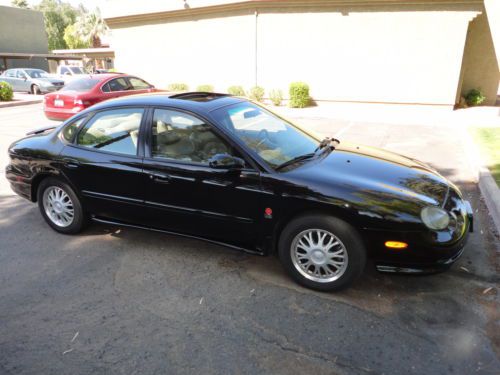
[
  {"x1": 278, "y1": 214, "x2": 366, "y2": 292},
  {"x1": 31, "y1": 84, "x2": 41, "y2": 95},
  {"x1": 37, "y1": 178, "x2": 86, "y2": 234}
]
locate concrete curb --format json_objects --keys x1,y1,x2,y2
[
  {"x1": 463, "y1": 125, "x2": 500, "y2": 235},
  {"x1": 0, "y1": 99, "x2": 43, "y2": 108}
]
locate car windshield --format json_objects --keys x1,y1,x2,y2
[
  {"x1": 212, "y1": 102, "x2": 320, "y2": 169},
  {"x1": 25, "y1": 69, "x2": 49, "y2": 78},
  {"x1": 60, "y1": 78, "x2": 99, "y2": 92},
  {"x1": 70, "y1": 67, "x2": 85, "y2": 74}
]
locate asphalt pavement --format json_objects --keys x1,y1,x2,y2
[{"x1": 0, "y1": 103, "x2": 498, "y2": 375}]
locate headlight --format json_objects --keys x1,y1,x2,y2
[{"x1": 421, "y1": 206, "x2": 450, "y2": 230}]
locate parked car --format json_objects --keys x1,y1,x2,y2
[
  {"x1": 0, "y1": 68, "x2": 64, "y2": 94},
  {"x1": 54, "y1": 65, "x2": 87, "y2": 82},
  {"x1": 6, "y1": 92, "x2": 473, "y2": 291},
  {"x1": 43, "y1": 74, "x2": 157, "y2": 121}
]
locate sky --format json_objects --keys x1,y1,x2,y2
[{"x1": 0, "y1": 0, "x2": 105, "y2": 11}]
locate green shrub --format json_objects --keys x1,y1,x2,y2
[
  {"x1": 0, "y1": 81, "x2": 13, "y2": 101},
  {"x1": 167, "y1": 83, "x2": 189, "y2": 91},
  {"x1": 228, "y1": 85, "x2": 246, "y2": 96},
  {"x1": 249, "y1": 86, "x2": 265, "y2": 102},
  {"x1": 289, "y1": 82, "x2": 310, "y2": 108},
  {"x1": 465, "y1": 89, "x2": 486, "y2": 106},
  {"x1": 269, "y1": 89, "x2": 283, "y2": 106},
  {"x1": 196, "y1": 84, "x2": 214, "y2": 92}
]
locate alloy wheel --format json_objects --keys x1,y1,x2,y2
[
  {"x1": 42, "y1": 186, "x2": 75, "y2": 227},
  {"x1": 291, "y1": 229, "x2": 348, "y2": 283}
]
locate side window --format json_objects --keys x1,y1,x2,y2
[
  {"x1": 77, "y1": 108, "x2": 144, "y2": 156},
  {"x1": 16, "y1": 70, "x2": 26, "y2": 79},
  {"x1": 101, "y1": 82, "x2": 110, "y2": 92},
  {"x1": 60, "y1": 66, "x2": 69, "y2": 75},
  {"x1": 108, "y1": 78, "x2": 129, "y2": 92},
  {"x1": 128, "y1": 77, "x2": 151, "y2": 90},
  {"x1": 152, "y1": 109, "x2": 233, "y2": 164},
  {"x1": 5, "y1": 70, "x2": 16, "y2": 78},
  {"x1": 61, "y1": 116, "x2": 87, "y2": 142}
]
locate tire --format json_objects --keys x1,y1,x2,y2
[
  {"x1": 31, "y1": 84, "x2": 41, "y2": 95},
  {"x1": 37, "y1": 177, "x2": 86, "y2": 234},
  {"x1": 278, "y1": 214, "x2": 366, "y2": 292}
]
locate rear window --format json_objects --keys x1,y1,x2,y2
[{"x1": 61, "y1": 78, "x2": 100, "y2": 92}]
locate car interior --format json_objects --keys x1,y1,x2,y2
[{"x1": 152, "y1": 109, "x2": 230, "y2": 163}]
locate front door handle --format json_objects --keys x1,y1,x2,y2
[{"x1": 149, "y1": 172, "x2": 171, "y2": 184}]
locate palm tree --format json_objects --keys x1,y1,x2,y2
[{"x1": 77, "y1": 9, "x2": 108, "y2": 48}]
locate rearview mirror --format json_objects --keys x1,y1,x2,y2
[
  {"x1": 208, "y1": 154, "x2": 245, "y2": 170},
  {"x1": 243, "y1": 109, "x2": 260, "y2": 119}
]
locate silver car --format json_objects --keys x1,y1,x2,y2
[{"x1": 0, "y1": 68, "x2": 65, "y2": 94}]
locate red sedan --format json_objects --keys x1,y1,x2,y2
[{"x1": 44, "y1": 74, "x2": 157, "y2": 121}]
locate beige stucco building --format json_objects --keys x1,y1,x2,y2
[{"x1": 103, "y1": 0, "x2": 500, "y2": 108}]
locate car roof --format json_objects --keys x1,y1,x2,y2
[
  {"x1": 86, "y1": 92, "x2": 247, "y2": 115},
  {"x1": 86, "y1": 73, "x2": 125, "y2": 81}
]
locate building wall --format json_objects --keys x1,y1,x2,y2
[
  {"x1": 0, "y1": 6, "x2": 49, "y2": 71},
  {"x1": 460, "y1": 12, "x2": 500, "y2": 105},
  {"x1": 107, "y1": 2, "x2": 484, "y2": 106},
  {"x1": 111, "y1": 10, "x2": 256, "y2": 91}
]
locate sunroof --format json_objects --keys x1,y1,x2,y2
[{"x1": 169, "y1": 92, "x2": 230, "y2": 102}]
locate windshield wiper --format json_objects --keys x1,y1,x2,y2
[
  {"x1": 314, "y1": 137, "x2": 339, "y2": 153},
  {"x1": 275, "y1": 153, "x2": 316, "y2": 171}
]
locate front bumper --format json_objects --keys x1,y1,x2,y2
[{"x1": 367, "y1": 199, "x2": 473, "y2": 274}]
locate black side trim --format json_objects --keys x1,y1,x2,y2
[
  {"x1": 81, "y1": 190, "x2": 143, "y2": 204},
  {"x1": 144, "y1": 200, "x2": 253, "y2": 223},
  {"x1": 91, "y1": 216, "x2": 263, "y2": 255}
]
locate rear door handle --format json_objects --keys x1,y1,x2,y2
[
  {"x1": 63, "y1": 158, "x2": 80, "y2": 169},
  {"x1": 149, "y1": 172, "x2": 171, "y2": 184}
]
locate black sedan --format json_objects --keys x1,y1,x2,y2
[{"x1": 6, "y1": 92, "x2": 473, "y2": 291}]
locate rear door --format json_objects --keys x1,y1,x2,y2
[
  {"x1": 100, "y1": 77, "x2": 131, "y2": 100},
  {"x1": 60, "y1": 106, "x2": 147, "y2": 224}
]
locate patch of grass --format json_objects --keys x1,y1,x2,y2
[{"x1": 471, "y1": 127, "x2": 500, "y2": 186}]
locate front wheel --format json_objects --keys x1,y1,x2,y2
[
  {"x1": 37, "y1": 177, "x2": 86, "y2": 234},
  {"x1": 278, "y1": 215, "x2": 366, "y2": 292}
]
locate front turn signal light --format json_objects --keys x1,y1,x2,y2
[{"x1": 385, "y1": 241, "x2": 408, "y2": 250}]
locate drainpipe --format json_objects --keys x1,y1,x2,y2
[{"x1": 255, "y1": 9, "x2": 258, "y2": 87}]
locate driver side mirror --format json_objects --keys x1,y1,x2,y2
[{"x1": 208, "y1": 154, "x2": 245, "y2": 170}]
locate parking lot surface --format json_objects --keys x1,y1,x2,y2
[{"x1": 0, "y1": 104, "x2": 498, "y2": 374}]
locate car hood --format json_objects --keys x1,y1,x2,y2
[{"x1": 284, "y1": 142, "x2": 453, "y2": 219}]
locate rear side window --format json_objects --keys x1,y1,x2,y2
[
  {"x1": 61, "y1": 78, "x2": 100, "y2": 92},
  {"x1": 77, "y1": 108, "x2": 144, "y2": 156},
  {"x1": 107, "y1": 78, "x2": 130, "y2": 92},
  {"x1": 128, "y1": 77, "x2": 151, "y2": 90},
  {"x1": 5, "y1": 70, "x2": 15, "y2": 77},
  {"x1": 61, "y1": 116, "x2": 87, "y2": 142}
]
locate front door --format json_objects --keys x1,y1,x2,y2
[
  {"x1": 61, "y1": 107, "x2": 147, "y2": 224},
  {"x1": 142, "y1": 108, "x2": 264, "y2": 250}
]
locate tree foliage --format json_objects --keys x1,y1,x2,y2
[
  {"x1": 63, "y1": 23, "x2": 91, "y2": 49},
  {"x1": 11, "y1": 0, "x2": 30, "y2": 9},
  {"x1": 35, "y1": 0, "x2": 81, "y2": 50},
  {"x1": 75, "y1": 9, "x2": 109, "y2": 48}
]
